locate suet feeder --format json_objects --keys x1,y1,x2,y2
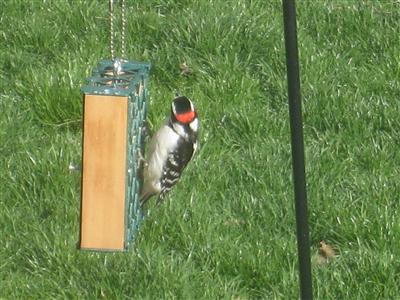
[
  {"x1": 79, "y1": 60, "x2": 150, "y2": 251},
  {"x1": 78, "y1": 0, "x2": 150, "y2": 251}
]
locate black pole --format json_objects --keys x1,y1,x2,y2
[{"x1": 282, "y1": 1, "x2": 313, "y2": 299}]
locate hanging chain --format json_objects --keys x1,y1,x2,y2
[
  {"x1": 109, "y1": 0, "x2": 115, "y2": 61},
  {"x1": 109, "y1": 0, "x2": 127, "y2": 62},
  {"x1": 121, "y1": 0, "x2": 126, "y2": 60}
]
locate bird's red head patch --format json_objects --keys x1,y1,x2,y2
[{"x1": 175, "y1": 110, "x2": 196, "y2": 124}]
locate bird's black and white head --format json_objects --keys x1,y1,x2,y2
[{"x1": 170, "y1": 96, "x2": 199, "y2": 141}]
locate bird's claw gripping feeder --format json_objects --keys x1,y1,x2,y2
[{"x1": 79, "y1": 0, "x2": 150, "y2": 251}]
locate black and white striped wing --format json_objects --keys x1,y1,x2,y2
[{"x1": 157, "y1": 139, "x2": 195, "y2": 203}]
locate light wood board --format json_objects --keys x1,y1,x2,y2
[{"x1": 80, "y1": 94, "x2": 128, "y2": 250}]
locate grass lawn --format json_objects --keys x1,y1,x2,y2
[{"x1": 1, "y1": 1, "x2": 399, "y2": 298}]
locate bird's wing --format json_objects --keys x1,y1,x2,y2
[{"x1": 157, "y1": 138, "x2": 195, "y2": 203}]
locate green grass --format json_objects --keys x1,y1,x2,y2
[{"x1": 1, "y1": 0, "x2": 400, "y2": 298}]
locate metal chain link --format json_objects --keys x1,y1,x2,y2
[
  {"x1": 121, "y1": 0, "x2": 126, "y2": 60},
  {"x1": 109, "y1": 0, "x2": 115, "y2": 61},
  {"x1": 109, "y1": 0, "x2": 127, "y2": 61}
]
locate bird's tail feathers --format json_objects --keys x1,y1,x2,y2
[{"x1": 140, "y1": 191, "x2": 156, "y2": 208}]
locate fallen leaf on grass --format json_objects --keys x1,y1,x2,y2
[
  {"x1": 313, "y1": 240, "x2": 337, "y2": 265},
  {"x1": 179, "y1": 62, "x2": 192, "y2": 76}
]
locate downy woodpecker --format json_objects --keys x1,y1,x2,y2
[{"x1": 140, "y1": 96, "x2": 199, "y2": 206}]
